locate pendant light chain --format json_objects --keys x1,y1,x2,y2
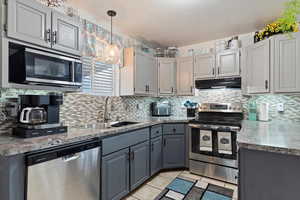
[{"x1": 110, "y1": 15, "x2": 113, "y2": 45}]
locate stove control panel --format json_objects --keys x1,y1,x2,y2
[{"x1": 198, "y1": 103, "x2": 243, "y2": 113}]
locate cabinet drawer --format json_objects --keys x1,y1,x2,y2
[
  {"x1": 163, "y1": 124, "x2": 185, "y2": 134},
  {"x1": 151, "y1": 125, "x2": 163, "y2": 138},
  {"x1": 102, "y1": 128, "x2": 150, "y2": 155}
]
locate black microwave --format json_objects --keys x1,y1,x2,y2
[{"x1": 9, "y1": 44, "x2": 82, "y2": 88}]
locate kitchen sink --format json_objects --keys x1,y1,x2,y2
[{"x1": 110, "y1": 121, "x2": 140, "y2": 127}]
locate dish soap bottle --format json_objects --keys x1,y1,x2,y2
[{"x1": 248, "y1": 100, "x2": 257, "y2": 121}]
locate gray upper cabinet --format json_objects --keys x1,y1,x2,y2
[
  {"x1": 274, "y1": 33, "x2": 300, "y2": 93},
  {"x1": 121, "y1": 48, "x2": 157, "y2": 96},
  {"x1": 245, "y1": 39, "x2": 270, "y2": 94},
  {"x1": 163, "y1": 134, "x2": 185, "y2": 169},
  {"x1": 216, "y1": 50, "x2": 240, "y2": 78},
  {"x1": 130, "y1": 141, "x2": 150, "y2": 190},
  {"x1": 102, "y1": 148, "x2": 130, "y2": 200},
  {"x1": 176, "y1": 56, "x2": 194, "y2": 96},
  {"x1": 158, "y1": 58, "x2": 176, "y2": 95},
  {"x1": 51, "y1": 11, "x2": 81, "y2": 56},
  {"x1": 150, "y1": 136, "x2": 163, "y2": 176},
  {"x1": 7, "y1": 0, "x2": 52, "y2": 47},
  {"x1": 194, "y1": 53, "x2": 216, "y2": 80},
  {"x1": 7, "y1": 0, "x2": 80, "y2": 56}
]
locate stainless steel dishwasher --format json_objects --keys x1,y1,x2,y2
[{"x1": 26, "y1": 139, "x2": 101, "y2": 200}]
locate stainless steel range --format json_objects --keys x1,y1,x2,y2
[{"x1": 188, "y1": 103, "x2": 243, "y2": 184}]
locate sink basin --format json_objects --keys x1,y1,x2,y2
[{"x1": 110, "y1": 121, "x2": 140, "y2": 128}]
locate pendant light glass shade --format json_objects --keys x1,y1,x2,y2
[
  {"x1": 104, "y1": 43, "x2": 121, "y2": 64},
  {"x1": 104, "y1": 10, "x2": 120, "y2": 64}
]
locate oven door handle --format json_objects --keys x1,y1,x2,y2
[{"x1": 188, "y1": 124, "x2": 203, "y2": 129}]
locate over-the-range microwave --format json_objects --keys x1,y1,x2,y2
[{"x1": 9, "y1": 43, "x2": 82, "y2": 88}]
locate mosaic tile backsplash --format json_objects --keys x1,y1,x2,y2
[{"x1": 1, "y1": 88, "x2": 300, "y2": 135}]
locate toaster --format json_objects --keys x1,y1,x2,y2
[{"x1": 151, "y1": 101, "x2": 171, "y2": 117}]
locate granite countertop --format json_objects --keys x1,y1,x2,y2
[
  {"x1": 0, "y1": 118, "x2": 190, "y2": 156},
  {"x1": 237, "y1": 120, "x2": 300, "y2": 156}
]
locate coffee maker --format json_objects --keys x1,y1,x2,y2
[{"x1": 13, "y1": 94, "x2": 67, "y2": 138}]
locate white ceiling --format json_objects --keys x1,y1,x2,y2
[{"x1": 68, "y1": 0, "x2": 287, "y2": 47}]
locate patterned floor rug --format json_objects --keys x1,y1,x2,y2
[{"x1": 154, "y1": 176, "x2": 234, "y2": 200}]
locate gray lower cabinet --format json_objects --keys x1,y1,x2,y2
[
  {"x1": 102, "y1": 148, "x2": 130, "y2": 200},
  {"x1": 150, "y1": 136, "x2": 163, "y2": 176},
  {"x1": 163, "y1": 135, "x2": 185, "y2": 168},
  {"x1": 130, "y1": 141, "x2": 150, "y2": 190}
]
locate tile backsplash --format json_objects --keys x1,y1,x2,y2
[{"x1": 1, "y1": 88, "x2": 300, "y2": 135}]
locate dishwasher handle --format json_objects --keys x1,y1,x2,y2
[{"x1": 62, "y1": 153, "x2": 81, "y2": 162}]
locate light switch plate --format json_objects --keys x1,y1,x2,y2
[{"x1": 277, "y1": 103, "x2": 284, "y2": 112}]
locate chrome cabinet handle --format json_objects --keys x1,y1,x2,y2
[
  {"x1": 217, "y1": 67, "x2": 220, "y2": 75},
  {"x1": 163, "y1": 139, "x2": 166, "y2": 146},
  {"x1": 151, "y1": 143, "x2": 154, "y2": 152},
  {"x1": 131, "y1": 151, "x2": 135, "y2": 160},
  {"x1": 190, "y1": 86, "x2": 193, "y2": 93},
  {"x1": 212, "y1": 68, "x2": 215, "y2": 76},
  {"x1": 265, "y1": 80, "x2": 269, "y2": 90},
  {"x1": 171, "y1": 87, "x2": 174, "y2": 93},
  {"x1": 52, "y1": 31, "x2": 57, "y2": 44},
  {"x1": 45, "y1": 29, "x2": 51, "y2": 43}
]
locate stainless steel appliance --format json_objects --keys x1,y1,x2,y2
[
  {"x1": 19, "y1": 107, "x2": 47, "y2": 124},
  {"x1": 151, "y1": 101, "x2": 171, "y2": 117},
  {"x1": 195, "y1": 77, "x2": 241, "y2": 89},
  {"x1": 9, "y1": 43, "x2": 82, "y2": 88},
  {"x1": 13, "y1": 95, "x2": 67, "y2": 138},
  {"x1": 189, "y1": 103, "x2": 243, "y2": 184},
  {"x1": 26, "y1": 139, "x2": 101, "y2": 200}
]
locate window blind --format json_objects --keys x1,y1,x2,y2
[{"x1": 81, "y1": 56, "x2": 114, "y2": 96}]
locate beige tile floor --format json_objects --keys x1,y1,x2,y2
[{"x1": 122, "y1": 170, "x2": 238, "y2": 200}]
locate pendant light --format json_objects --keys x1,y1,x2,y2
[{"x1": 104, "y1": 10, "x2": 120, "y2": 64}]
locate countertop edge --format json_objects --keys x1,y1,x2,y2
[{"x1": 0, "y1": 120, "x2": 189, "y2": 157}]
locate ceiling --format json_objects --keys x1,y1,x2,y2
[{"x1": 68, "y1": 0, "x2": 288, "y2": 47}]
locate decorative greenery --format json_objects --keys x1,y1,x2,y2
[{"x1": 255, "y1": 0, "x2": 300, "y2": 42}]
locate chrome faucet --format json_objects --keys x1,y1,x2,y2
[{"x1": 103, "y1": 96, "x2": 111, "y2": 123}]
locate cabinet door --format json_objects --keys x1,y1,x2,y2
[
  {"x1": 194, "y1": 54, "x2": 216, "y2": 79},
  {"x1": 52, "y1": 11, "x2": 81, "y2": 55},
  {"x1": 134, "y1": 51, "x2": 150, "y2": 95},
  {"x1": 150, "y1": 136, "x2": 163, "y2": 176},
  {"x1": 7, "y1": 0, "x2": 52, "y2": 47},
  {"x1": 217, "y1": 50, "x2": 240, "y2": 77},
  {"x1": 274, "y1": 33, "x2": 300, "y2": 93},
  {"x1": 163, "y1": 135, "x2": 185, "y2": 169},
  {"x1": 246, "y1": 40, "x2": 270, "y2": 94},
  {"x1": 158, "y1": 58, "x2": 176, "y2": 95},
  {"x1": 147, "y1": 56, "x2": 158, "y2": 96},
  {"x1": 102, "y1": 149, "x2": 130, "y2": 200},
  {"x1": 130, "y1": 141, "x2": 150, "y2": 190},
  {"x1": 176, "y1": 57, "x2": 194, "y2": 96}
]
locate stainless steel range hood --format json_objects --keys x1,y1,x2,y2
[{"x1": 195, "y1": 77, "x2": 241, "y2": 89}]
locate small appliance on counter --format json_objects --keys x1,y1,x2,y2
[
  {"x1": 150, "y1": 101, "x2": 171, "y2": 117},
  {"x1": 13, "y1": 94, "x2": 67, "y2": 138},
  {"x1": 258, "y1": 103, "x2": 269, "y2": 121},
  {"x1": 183, "y1": 100, "x2": 198, "y2": 117}
]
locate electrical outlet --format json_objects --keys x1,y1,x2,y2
[{"x1": 277, "y1": 103, "x2": 284, "y2": 112}]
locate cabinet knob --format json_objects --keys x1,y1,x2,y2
[{"x1": 163, "y1": 138, "x2": 166, "y2": 146}]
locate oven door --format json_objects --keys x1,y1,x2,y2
[
  {"x1": 189, "y1": 124, "x2": 237, "y2": 168},
  {"x1": 24, "y1": 48, "x2": 78, "y2": 86}
]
